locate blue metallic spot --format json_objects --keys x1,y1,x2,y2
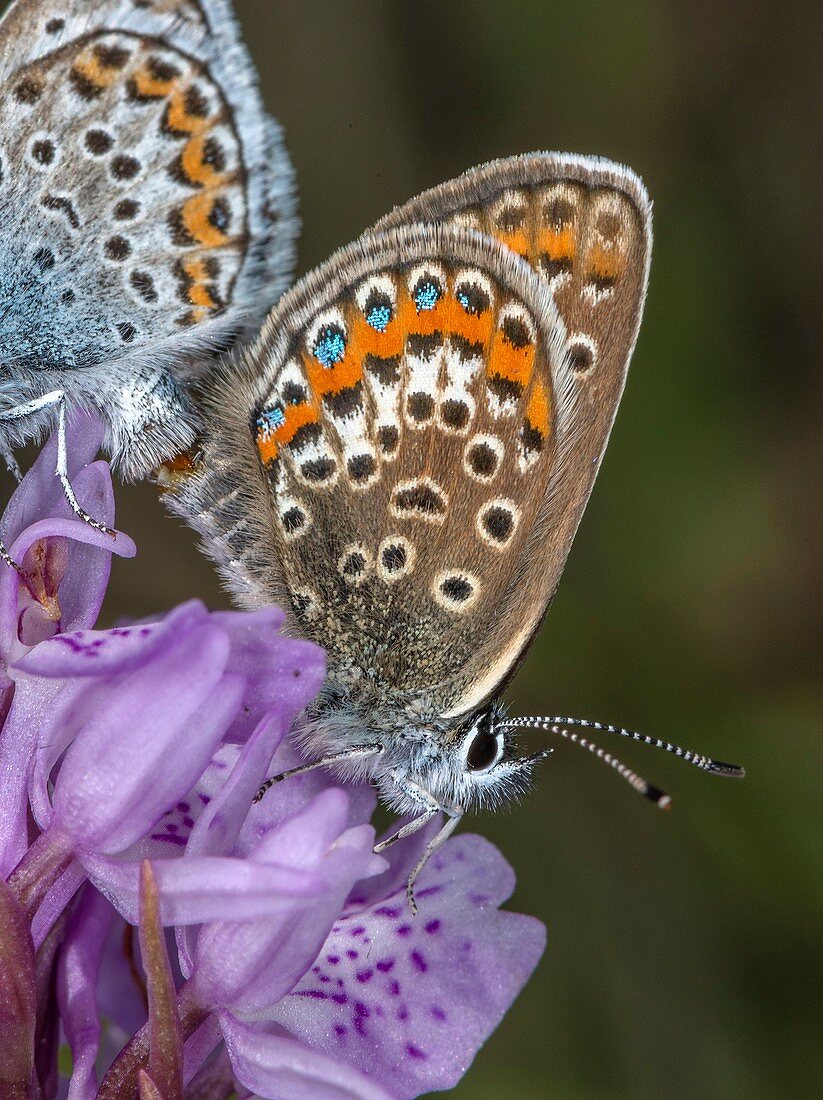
[
  {"x1": 414, "y1": 280, "x2": 441, "y2": 312},
  {"x1": 257, "y1": 406, "x2": 286, "y2": 433},
  {"x1": 457, "y1": 291, "x2": 470, "y2": 310},
  {"x1": 313, "y1": 325, "x2": 346, "y2": 368},
  {"x1": 367, "y1": 304, "x2": 392, "y2": 332}
]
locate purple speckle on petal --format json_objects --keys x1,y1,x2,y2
[
  {"x1": 331, "y1": 992, "x2": 347, "y2": 1005},
  {"x1": 345, "y1": 949, "x2": 358, "y2": 960},
  {"x1": 410, "y1": 950, "x2": 428, "y2": 973},
  {"x1": 374, "y1": 905, "x2": 401, "y2": 918},
  {"x1": 350, "y1": 925, "x2": 366, "y2": 937},
  {"x1": 431, "y1": 1005, "x2": 447, "y2": 1021},
  {"x1": 396, "y1": 924, "x2": 412, "y2": 937},
  {"x1": 406, "y1": 1044, "x2": 426, "y2": 1060},
  {"x1": 353, "y1": 1002, "x2": 370, "y2": 1035},
  {"x1": 397, "y1": 1005, "x2": 409, "y2": 1021},
  {"x1": 375, "y1": 958, "x2": 395, "y2": 973},
  {"x1": 356, "y1": 968, "x2": 373, "y2": 983},
  {"x1": 327, "y1": 954, "x2": 340, "y2": 965},
  {"x1": 334, "y1": 1024, "x2": 347, "y2": 1039},
  {"x1": 150, "y1": 832, "x2": 186, "y2": 847},
  {"x1": 425, "y1": 919, "x2": 441, "y2": 934},
  {"x1": 182, "y1": 816, "x2": 194, "y2": 828},
  {"x1": 415, "y1": 885, "x2": 442, "y2": 899},
  {"x1": 388, "y1": 979, "x2": 401, "y2": 996},
  {"x1": 176, "y1": 801, "x2": 190, "y2": 813}
]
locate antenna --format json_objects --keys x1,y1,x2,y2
[
  {"x1": 498, "y1": 715, "x2": 745, "y2": 778},
  {"x1": 518, "y1": 724, "x2": 673, "y2": 807}
]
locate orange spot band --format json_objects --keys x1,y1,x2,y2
[
  {"x1": 181, "y1": 192, "x2": 228, "y2": 248},
  {"x1": 489, "y1": 330, "x2": 535, "y2": 387},
  {"x1": 526, "y1": 378, "x2": 550, "y2": 437}
]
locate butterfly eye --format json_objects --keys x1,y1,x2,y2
[
  {"x1": 466, "y1": 729, "x2": 502, "y2": 772},
  {"x1": 464, "y1": 715, "x2": 504, "y2": 774}
]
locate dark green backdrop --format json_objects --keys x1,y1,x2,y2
[{"x1": 12, "y1": 2, "x2": 823, "y2": 1096}]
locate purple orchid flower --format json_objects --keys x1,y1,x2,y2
[{"x1": 0, "y1": 418, "x2": 546, "y2": 1099}]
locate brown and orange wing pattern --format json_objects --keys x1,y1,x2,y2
[
  {"x1": 372, "y1": 154, "x2": 652, "y2": 711},
  {"x1": 173, "y1": 224, "x2": 581, "y2": 716}
]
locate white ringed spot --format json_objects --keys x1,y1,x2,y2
[
  {"x1": 376, "y1": 535, "x2": 416, "y2": 582},
  {"x1": 337, "y1": 543, "x2": 372, "y2": 586},
  {"x1": 464, "y1": 434, "x2": 504, "y2": 483},
  {"x1": 433, "y1": 569, "x2": 481, "y2": 613},
  {"x1": 476, "y1": 498, "x2": 520, "y2": 550}
]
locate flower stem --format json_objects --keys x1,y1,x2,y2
[
  {"x1": 6, "y1": 830, "x2": 74, "y2": 924},
  {"x1": 97, "y1": 984, "x2": 211, "y2": 1100}
]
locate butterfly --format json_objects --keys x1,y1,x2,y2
[
  {"x1": 169, "y1": 152, "x2": 744, "y2": 910},
  {"x1": 0, "y1": 0, "x2": 295, "y2": 560}
]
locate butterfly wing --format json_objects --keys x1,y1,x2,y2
[
  {"x1": 172, "y1": 223, "x2": 583, "y2": 717},
  {"x1": 373, "y1": 153, "x2": 652, "y2": 711},
  {"x1": 0, "y1": 0, "x2": 295, "y2": 473}
]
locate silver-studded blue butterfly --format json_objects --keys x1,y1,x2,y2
[
  {"x1": 0, "y1": 0, "x2": 296, "y2": 558},
  {"x1": 170, "y1": 152, "x2": 745, "y2": 910}
]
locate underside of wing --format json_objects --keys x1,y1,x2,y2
[
  {"x1": 373, "y1": 153, "x2": 652, "y2": 711},
  {"x1": 172, "y1": 224, "x2": 581, "y2": 716},
  {"x1": 0, "y1": 0, "x2": 295, "y2": 378}
]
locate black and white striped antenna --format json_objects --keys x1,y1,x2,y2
[{"x1": 498, "y1": 716, "x2": 744, "y2": 807}]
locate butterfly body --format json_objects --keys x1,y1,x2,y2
[
  {"x1": 171, "y1": 153, "x2": 664, "y2": 899},
  {"x1": 0, "y1": 0, "x2": 295, "y2": 482}
]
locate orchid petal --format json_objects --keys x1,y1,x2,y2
[
  {"x1": 222, "y1": 1016, "x2": 394, "y2": 1100},
  {"x1": 81, "y1": 852, "x2": 322, "y2": 926},
  {"x1": 52, "y1": 637, "x2": 239, "y2": 854},
  {"x1": 274, "y1": 834, "x2": 546, "y2": 1099},
  {"x1": 56, "y1": 886, "x2": 117, "y2": 1100}
]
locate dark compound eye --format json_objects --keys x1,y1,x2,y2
[{"x1": 466, "y1": 726, "x2": 502, "y2": 772}]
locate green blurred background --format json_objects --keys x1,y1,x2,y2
[{"x1": 21, "y1": 1, "x2": 823, "y2": 1096}]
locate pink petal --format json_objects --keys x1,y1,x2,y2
[
  {"x1": 222, "y1": 1016, "x2": 394, "y2": 1100},
  {"x1": 274, "y1": 834, "x2": 546, "y2": 1099}
]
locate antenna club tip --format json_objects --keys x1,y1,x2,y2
[
  {"x1": 645, "y1": 784, "x2": 671, "y2": 809},
  {"x1": 711, "y1": 762, "x2": 746, "y2": 778}
]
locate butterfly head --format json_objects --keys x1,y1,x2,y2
[{"x1": 366, "y1": 703, "x2": 551, "y2": 816}]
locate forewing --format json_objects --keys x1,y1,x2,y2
[
  {"x1": 0, "y1": 0, "x2": 295, "y2": 377},
  {"x1": 171, "y1": 224, "x2": 583, "y2": 717},
  {"x1": 375, "y1": 153, "x2": 652, "y2": 712}
]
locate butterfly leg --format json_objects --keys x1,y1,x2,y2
[
  {"x1": 405, "y1": 809, "x2": 463, "y2": 917},
  {"x1": 56, "y1": 398, "x2": 114, "y2": 537},
  {"x1": 0, "y1": 391, "x2": 70, "y2": 571},
  {"x1": 0, "y1": 538, "x2": 18, "y2": 571},
  {"x1": 253, "y1": 743, "x2": 383, "y2": 803},
  {"x1": 373, "y1": 772, "x2": 446, "y2": 855},
  {"x1": 2, "y1": 449, "x2": 21, "y2": 484}
]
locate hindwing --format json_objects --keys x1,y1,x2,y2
[{"x1": 0, "y1": 0, "x2": 295, "y2": 379}]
